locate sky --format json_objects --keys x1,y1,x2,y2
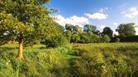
[{"x1": 46, "y1": 0, "x2": 138, "y2": 34}]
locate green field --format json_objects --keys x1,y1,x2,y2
[{"x1": 0, "y1": 43, "x2": 138, "y2": 77}]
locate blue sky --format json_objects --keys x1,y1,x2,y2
[{"x1": 46, "y1": 0, "x2": 138, "y2": 34}]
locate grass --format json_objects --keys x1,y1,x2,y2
[{"x1": 0, "y1": 43, "x2": 138, "y2": 77}]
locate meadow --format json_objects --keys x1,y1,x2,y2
[{"x1": 0, "y1": 43, "x2": 138, "y2": 77}]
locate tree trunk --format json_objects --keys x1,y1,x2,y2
[{"x1": 17, "y1": 33, "x2": 23, "y2": 60}]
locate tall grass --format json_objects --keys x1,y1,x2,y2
[{"x1": 0, "y1": 43, "x2": 138, "y2": 77}]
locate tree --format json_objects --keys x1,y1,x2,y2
[
  {"x1": 64, "y1": 30, "x2": 72, "y2": 42},
  {"x1": 83, "y1": 24, "x2": 98, "y2": 34},
  {"x1": 116, "y1": 23, "x2": 136, "y2": 37},
  {"x1": 102, "y1": 27, "x2": 113, "y2": 37},
  {"x1": 91, "y1": 25, "x2": 97, "y2": 33},
  {"x1": 79, "y1": 32, "x2": 100, "y2": 43},
  {"x1": 101, "y1": 35, "x2": 111, "y2": 43},
  {"x1": 65, "y1": 24, "x2": 82, "y2": 43},
  {"x1": 0, "y1": 0, "x2": 61, "y2": 60},
  {"x1": 84, "y1": 24, "x2": 91, "y2": 32},
  {"x1": 45, "y1": 35, "x2": 67, "y2": 48},
  {"x1": 71, "y1": 32, "x2": 80, "y2": 43},
  {"x1": 65, "y1": 24, "x2": 74, "y2": 31},
  {"x1": 73, "y1": 25, "x2": 82, "y2": 33}
]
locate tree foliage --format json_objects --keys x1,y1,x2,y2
[
  {"x1": 0, "y1": 0, "x2": 61, "y2": 44},
  {"x1": 116, "y1": 23, "x2": 136, "y2": 37},
  {"x1": 102, "y1": 27, "x2": 113, "y2": 38},
  {"x1": 0, "y1": 0, "x2": 63, "y2": 60},
  {"x1": 84, "y1": 24, "x2": 91, "y2": 32}
]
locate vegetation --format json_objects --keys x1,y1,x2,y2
[
  {"x1": 116, "y1": 23, "x2": 136, "y2": 37},
  {"x1": 0, "y1": 0, "x2": 138, "y2": 77},
  {"x1": 0, "y1": 0, "x2": 62, "y2": 60},
  {"x1": 0, "y1": 43, "x2": 138, "y2": 77},
  {"x1": 63, "y1": 23, "x2": 138, "y2": 43},
  {"x1": 102, "y1": 27, "x2": 113, "y2": 38}
]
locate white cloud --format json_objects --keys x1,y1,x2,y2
[
  {"x1": 54, "y1": 15, "x2": 89, "y2": 26},
  {"x1": 97, "y1": 23, "x2": 119, "y2": 36},
  {"x1": 136, "y1": 27, "x2": 138, "y2": 35},
  {"x1": 99, "y1": 25, "x2": 106, "y2": 31},
  {"x1": 135, "y1": 24, "x2": 138, "y2": 35},
  {"x1": 85, "y1": 8, "x2": 108, "y2": 20},
  {"x1": 113, "y1": 22, "x2": 118, "y2": 27},
  {"x1": 112, "y1": 22, "x2": 119, "y2": 35},
  {"x1": 53, "y1": 15, "x2": 66, "y2": 26},
  {"x1": 122, "y1": 7, "x2": 138, "y2": 19},
  {"x1": 99, "y1": 23, "x2": 119, "y2": 35}
]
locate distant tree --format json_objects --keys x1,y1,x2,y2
[
  {"x1": 84, "y1": 24, "x2": 91, "y2": 32},
  {"x1": 73, "y1": 25, "x2": 82, "y2": 33},
  {"x1": 95, "y1": 30, "x2": 101, "y2": 35},
  {"x1": 79, "y1": 32, "x2": 90, "y2": 43},
  {"x1": 71, "y1": 33, "x2": 80, "y2": 43},
  {"x1": 45, "y1": 35, "x2": 67, "y2": 48},
  {"x1": 91, "y1": 25, "x2": 97, "y2": 33},
  {"x1": 65, "y1": 24, "x2": 74, "y2": 31},
  {"x1": 79, "y1": 32, "x2": 100, "y2": 43},
  {"x1": 116, "y1": 23, "x2": 136, "y2": 37},
  {"x1": 0, "y1": 0, "x2": 61, "y2": 60},
  {"x1": 102, "y1": 27, "x2": 113, "y2": 37},
  {"x1": 64, "y1": 30, "x2": 72, "y2": 42},
  {"x1": 65, "y1": 24, "x2": 82, "y2": 43},
  {"x1": 83, "y1": 24, "x2": 98, "y2": 34},
  {"x1": 101, "y1": 35, "x2": 111, "y2": 43}
]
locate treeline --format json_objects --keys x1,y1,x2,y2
[
  {"x1": 44, "y1": 23, "x2": 137, "y2": 47},
  {"x1": 111, "y1": 36, "x2": 138, "y2": 42},
  {"x1": 64, "y1": 24, "x2": 111, "y2": 43}
]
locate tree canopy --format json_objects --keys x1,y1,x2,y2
[
  {"x1": 102, "y1": 27, "x2": 113, "y2": 37},
  {"x1": 116, "y1": 23, "x2": 136, "y2": 37},
  {"x1": 0, "y1": 0, "x2": 62, "y2": 60}
]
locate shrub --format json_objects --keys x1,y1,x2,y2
[
  {"x1": 101, "y1": 35, "x2": 111, "y2": 43},
  {"x1": 111, "y1": 35, "x2": 138, "y2": 42},
  {"x1": 71, "y1": 33, "x2": 80, "y2": 43},
  {"x1": 79, "y1": 32, "x2": 100, "y2": 43},
  {"x1": 45, "y1": 35, "x2": 68, "y2": 48}
]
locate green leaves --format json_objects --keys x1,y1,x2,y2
[
  {"x1": 116, "y1": 23, "x2": 136, "y2": 37},
  {"x1": 0, "y1": 12, "x2": 33, "y2": 32},
  {"x1": 0, "y1": 0, "x2": 62, "y2": 45}
]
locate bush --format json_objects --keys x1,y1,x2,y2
[
  {"x1": 71, "y1": 33, "x2": 80, "y2": 43},
  {"x1": 64, "y1": 31, "x2": 72, "y2": 42},
  {"x1": 79, "y1": 32, "x2": 100, "y2": 43},
  {"x1": 111, "y1": 35, "x2": 138, "y2": 42},
  {"x1": 101, "y1": 35, "x2": 111, "y2": 43},
  {"x1": 45, "y1": 35, "x2": 68, "y2": 48}
]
